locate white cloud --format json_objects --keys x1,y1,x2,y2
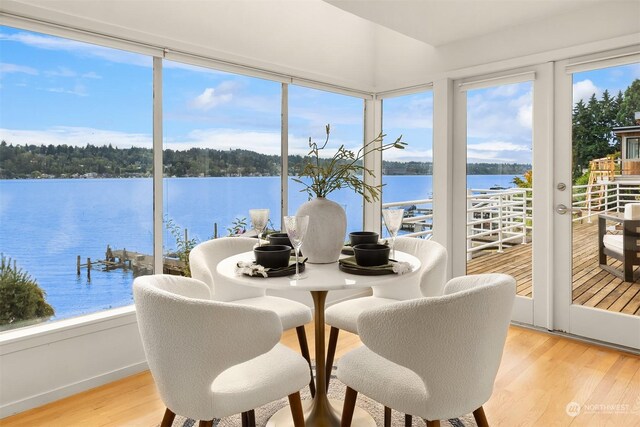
[
  {"x1": 45, "y1": 67, "x2": 77, "y2": 78},
  {"x1": 190, "y1": 82, "x2": 238, "y2": 110},
  {"x1": 573, "y1": 79, "x2": 601, "y2": 104},
  {"x1": 0, "y1": 63, "x2": 38, "y2": 75},
  {"x1": 167, "y1": 129, "x2": 281, "y2": 154},
  {"x1": 0, "y1": 127, "x2": 152, "y2": 148},
  {"x1": 0, "y1": 31, "x2": 151, "y2": 67},
  {"x1": 468, "y1": 141, "x2": 530, "y2": 152},
  {"x1": 82, "y1": 72, "x2": 102, "y2": 79},
  {"x1": 46, "y1": 83, "x2": 88, "y2": 97},
  {"x1": 466, "y1": 84, "x2": 533, "y2": 143},
  {"x1": 517, "y1": 102, "x2": 532, "y2": 129},
  {"x1": 467, "y1": 150, "x2": 518, "y2": 163}
]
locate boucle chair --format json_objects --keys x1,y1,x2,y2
[
  {"x1": 324, "y1": 237, "x2": 447, "y2": 390},
  {"x1": 599, "y1": 202, "x2": 640, "y2": 282},
  {"x1": 338, "y1": 273, "x2": 515, "y2": 427},
  {"x1": 190, "y1": 237, "x2": 315, "y2": 395},
  {"x1": 133, "y1": 274, "x2": 309, "y2": 427}
]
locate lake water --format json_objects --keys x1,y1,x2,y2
[{"x1": 0, "y1": 174, "x2": 519, "y2": 324}]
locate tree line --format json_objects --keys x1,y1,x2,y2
[
  {"x1": 0, "y1": 142, "x2": 531, "y2": 179},
  {"x1": 572, "y1": 79, "x2": 640, "y2": 180}
]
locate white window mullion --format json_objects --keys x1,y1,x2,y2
[
  {"x1": 153, "y1": 57, "x2": 163, "y2": 274},
  {"x1": 363, "y1": 98, "x2": 382, "y2": 232},
  {"x1": 281, "y1": 83, "x2": 289, "y2": 220}
]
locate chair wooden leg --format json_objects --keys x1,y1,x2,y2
[
  {"x1": 241, "y1": 411, "x2": 249, "y2": 427},
  {"x1": 288, "y1": 392, "x2": 305, "y2": 427},
  {"x1": 296, "y1": 325, "x2": 316, "y2": 397},
  {"x1": 342, "y1": 386, "x2": 358, "y2": 427},
  {"x1": 248, "y1": 409, "x2": 256, "y2": 427},
  {"x1": 473, "y1": 406, "x2": 489, "y2": 427},
  {"x1": 384, "y1": 406, "x2": 392, "y2": 427},
  {"x1": 199, "y1": 421, "x2": 214, "y2": 427},
  {"x1": 424, "y1": 420, "x2": 440, "y2": 427},
  {"x1": 160, "y1": 408, "x2": 176, "y2": 427},
  {"x1": 326, "y1": 326, "x2": 340, "y2": 391},
  {"x1": 405, "y1": 413, "x2": 412, "y2": 426}
]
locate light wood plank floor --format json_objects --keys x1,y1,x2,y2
[
  {"x1": 1, "y1": 324, "x2": 638, "y2": 427},
  {"x1": 467, "y1": 220, "x2": 640, "y2": 315}
]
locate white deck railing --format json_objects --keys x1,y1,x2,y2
[
  {"x1": 465, "y1": 188, "x2": 531, "y2": 259},
  {"x1": 383, "y1": 180, "x2": 639, "y2": 259},
  {"x1": 572, "y1": 180, "x2": 640, "y2": 223}
]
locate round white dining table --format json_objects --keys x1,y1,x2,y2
[{"x1": 217, "y1": 250, "x2": 421, "y2": 427}]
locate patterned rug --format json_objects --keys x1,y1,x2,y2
[{"x1": 173, "y1": 367, "x2": 477, "y2": 426}]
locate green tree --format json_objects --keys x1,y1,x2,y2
[
  {"x1": 616, "y1": 79, "x2": 640, "y2": 126},
  {"x1": 0, "y1": 256, "x2": 54, "y2": 327}
]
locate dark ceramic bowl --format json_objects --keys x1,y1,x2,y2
[
  {"x1": 268, "y1": 232, "x2": 292, "y2": 247},
  {"x1": 352, "y1": 243, "x2": 390, "y2": 267},
  {"x1": 254, "y1": 245, "x2": 292, "y2": 268},
  {"x1": 349, "y1": 231, "x2": 379, "y2": 246}
]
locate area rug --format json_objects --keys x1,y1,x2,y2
[{"x1": 173, "y1": 367, "x2": 477, "y2": 426}]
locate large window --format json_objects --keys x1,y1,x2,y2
[
  {"x1": 381, "y1": 91, "x2": 434, "y2": 239},
  {"x1": 0, "y1": 26, "x2": 153, "y2": 330},
  {"x1": 288, "y1": 86, "x2": 365, "y2": 233},
  {"x1": 163, "y1": 61, "x2": 281, "y2": 272}
]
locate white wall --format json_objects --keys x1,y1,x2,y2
[{"x1": 0, "y1": 308, "x2": 146, "y2": 418}]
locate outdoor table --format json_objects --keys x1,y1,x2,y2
[{"x1": 217, "y1": 250, "x2": 421, "y2": 427}]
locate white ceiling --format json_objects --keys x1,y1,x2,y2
[
  {"x1": 1, "y1": 0, "x2": 639, "y2": 92},
  {"x1": 324, "y1": 0, "x2": 615, "y2": 47}
]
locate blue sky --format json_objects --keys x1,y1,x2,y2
[{"x1": 1, "y1": 25, "x2": 639, "y2": 164}]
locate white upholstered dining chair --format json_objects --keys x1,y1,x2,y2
[
  {"x1": 133, "y1": 274, "x2": 309, "y2": 427},
  {"x1": 324, "y1": 237, "x2": 447, "y2": 389},
  {"x1": 337, "y1": 273, "x2": 516, "y2": 427},
  {"x1": 189, "y1": 237, "x2": 315, "y2": 395}
]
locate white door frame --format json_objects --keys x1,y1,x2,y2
[
  {"x1": 553, "y1": 47, "x2": 640, "y2": 349},
  {"x1": 453, "y1": 64, "x2": 554, "y2": 328}
]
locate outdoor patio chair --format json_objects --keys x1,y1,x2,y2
[{"x1": 599, "y1": 203, "x2": 640, "y2": 282}]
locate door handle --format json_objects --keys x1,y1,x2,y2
[{"x1": 556, "y1": 204, "x2": 581, "y2": 215}]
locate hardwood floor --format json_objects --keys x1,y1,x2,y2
[{"x1": 1, "y1": 324, "x2": 639, "y2": 427}]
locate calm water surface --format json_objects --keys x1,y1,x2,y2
[{"x1": 0, "y1": 174, "x2": 518, "y2": 323}]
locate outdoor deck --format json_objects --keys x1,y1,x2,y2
[{"x1": 466, "y1": 220, "x2": 640, "y2": 316}]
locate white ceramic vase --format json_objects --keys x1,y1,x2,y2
[{"x1": 296, "y1": 197, "x2": 346, "y2": 264}]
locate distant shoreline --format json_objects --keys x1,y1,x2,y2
[{"x1": 0, "y1": 172, "x2": 526, "y2": 180}]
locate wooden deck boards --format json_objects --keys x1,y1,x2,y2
[{"x1": 466, "y1": 220, "x2": 640, "y2": 316}]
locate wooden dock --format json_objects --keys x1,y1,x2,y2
[
  {"x1": 467, "y1": 220, "x2": 640, "y2": 316},
  {"x1": 77, "y1": 246, "x2": 186, "y2": 279}
]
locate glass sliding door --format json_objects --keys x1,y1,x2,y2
[{"x1": 554, "y1": 54, "x2": 640, "y2": 349}]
